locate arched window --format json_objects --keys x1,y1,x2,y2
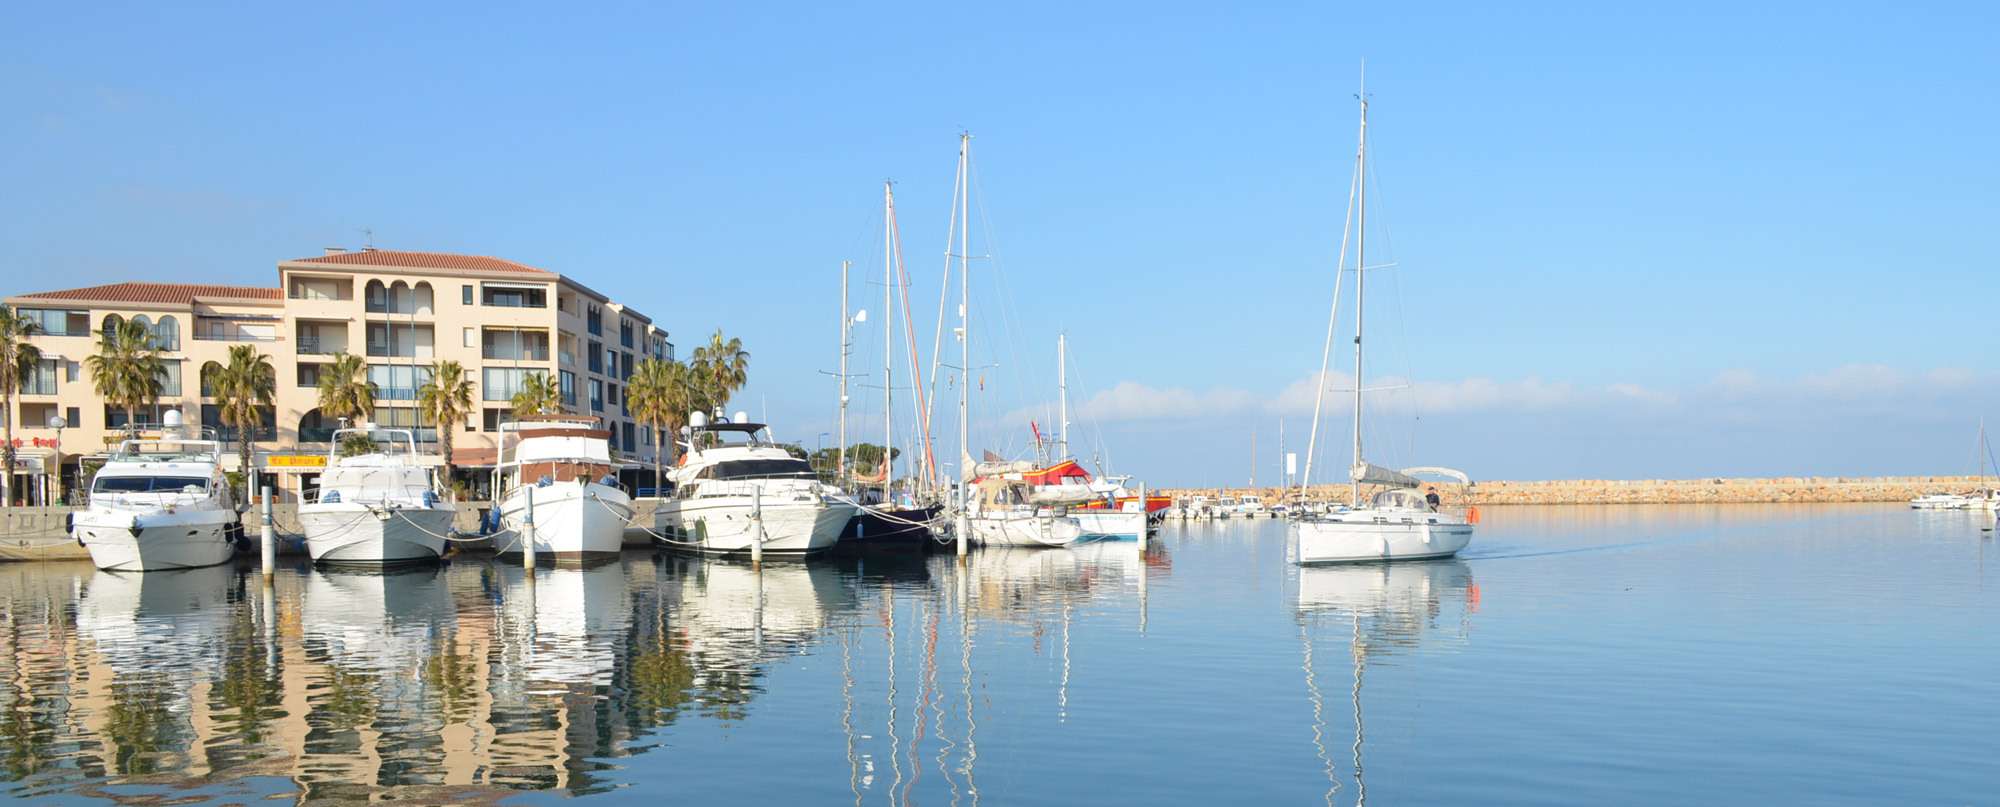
[
  {"x1": 153, "y1": 315, "x2": 179, "y2": 351},
  {"x1": 365, "y1": 280, "x2": 388, "y2": 313},
  {"x1": 389, "y1": 281, "x2": 411, "y2": 314},
  {"x1": 413, "y1": 282, "x2": 435, "y2": 316},
  {"x1": 102, "y1": 313, "x2": 123, "y2": 337},
  {"x1": 200, "y1": 361, "x2": 221, "y2": 398},
  {"x1": 129, "y1": 315, "x2": 154, "y2": 348}
]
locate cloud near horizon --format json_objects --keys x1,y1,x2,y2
[{"x1": 1043, "y1": 364, "x2": 2000, "y2": 427}]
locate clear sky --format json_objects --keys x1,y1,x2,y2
[{"x1": 5, "y1": 1, "x2": 1997, "y2": 486}]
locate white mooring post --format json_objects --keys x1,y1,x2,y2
[
  {"x1": 1136, "y1": 484, "x2": 1147, "y2": 550},
  {"x1": 260, "y1": 486, "x2": 276, "y2": 577},
  {"x1": 750, "y1": 487, "x2": 764, "y2": 565},
  {"x1": 523, "y1": 490, "x2": 537, "y2": 573}
]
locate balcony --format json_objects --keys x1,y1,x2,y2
[
  {"x1": 289, "y1": 292, "x2": 354, "y2": 301},
  {"x1": 482, "y1": 344, "x2": 550, "y2": 361},
  {"x1": 301, "y1": 427, "x2": 436, "y2": 443},
  {"x1": 559, "y1": 350, "x2": 576, "y2": 366},
  {"x1": 297, "y1": 336, "x2": 344, "y2": 355}
]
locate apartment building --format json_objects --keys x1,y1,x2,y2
[{"x1": 4, "y1": 249, "x2": 672, "y2": 503}]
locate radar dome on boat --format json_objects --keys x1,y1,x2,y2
[
  {"x1": 733, "y1": 411, "x2": 748, "y2": 426},
  {"x1": 162, "y1": 409, "x2": 183, "y2": 428},
  {"x1": 689, "y1": 410, "x2": 708, "y2": 428}
]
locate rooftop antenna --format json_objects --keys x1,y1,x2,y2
[{"x1": 357, "y1": 227, "x2": 375, "y2": 251}]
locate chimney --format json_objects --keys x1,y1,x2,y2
[{"x1": 324, "y1": 247, "x2": 347, "y2": 256}]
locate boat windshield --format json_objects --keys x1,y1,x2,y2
[
  {"x1": 94, "y1": 476, "x2": 210, "y2": 494},
  {"x1": 693, "y1": 459, "x2": 815, "y2": 481},
  {"x1": 1370, "y1": 489, "x2": 1430, "y2": 511}
]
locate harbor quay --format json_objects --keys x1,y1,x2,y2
[{"x1": 1161, "y1": 475, "x2": 1997, "y2": 508}]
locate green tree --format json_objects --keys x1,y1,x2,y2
[
  {"x1": 847, "y1": 443, "x2": 901, "y2": 474},
  {"x1": 626, "y1": 358, "x2": 701, "y2": 491},
  {"x1": 0, "y1": 307, "x2": 41, "y2": 508},
  {"x1": 688, "y1": 329, "x2": 750, "y2": 411},
  {"x1": 316, "y1": 353, "x2": 375, "y2": 426},
  {"x1": 85, "y1": 317, "x2": 165, "y2": 430},
  {"x1": 417, "y1": 360, "x2": 475, "y2": 486},
  {"x1": 509, "y1": 371, "x2": 564, "y2": 417},
  {"x1": 205, "y1": 345, "x2": 276, "y2": 488}
]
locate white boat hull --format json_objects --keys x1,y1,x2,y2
[
  {"x1": 300, "y1": 504, "x2": 455, "y2": 565},
  {"x1": 496, "y1": 480, "x2": 631, "y2": 560},
  {"x1": 657, "y1": 496, "x2": 855, "y2": 555},
  {"x1": 74, "y1": 509, "x2": 237, "y2": 572},
  {"x1": 1294, "y1": 515, "x2": 1473, "y2": 564},
  {"x1": 967, "y1": 512, "x2": 1084, "y2": 547},
  {"x1": 1071, "y1": 509, "x2": 1146, "y2": 539}
]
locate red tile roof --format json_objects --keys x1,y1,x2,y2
[
  {"x1": 15, "y1": 282, "x2": 282, "y2": 305},
  {"x1": 291, "y1": 250, "x2": 554, "y2": 275}
]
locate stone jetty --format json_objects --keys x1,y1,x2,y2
[{"x1": 1165, "y1": 476, "x2": 1994, "y2": 506}]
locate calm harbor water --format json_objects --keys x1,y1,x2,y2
[{"x1": 1, "y1": 504, "x2": 1994, "y2": 806}]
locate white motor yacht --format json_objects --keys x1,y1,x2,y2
[
  {"x1": 299, "y1": 428, "x2": 456, "y2": 565},
  {"x1": 493, "y1": 415, "x2": 632, "y2": 562},
  {"x1": 72, "y1": 411, "x2": 240, "y2": 572},
  {"x1": 656, "y1": 411, "x2": 855, "y2": 556}
]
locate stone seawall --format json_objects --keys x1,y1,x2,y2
[{"x1": 1163, "y1": 476, "x2": 1994, "y2": 506}]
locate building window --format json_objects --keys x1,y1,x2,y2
[
  {"x1": 65, "y1": 407, "x2": 79, "y2": 429},
  {"x1": 482, "y1": 367, "x2": 533, "y2": 402},
  {"x1": 483, "y1": 407, "x2": 512, "y2": 432},
  {"x1": 606, "y1": 383, "x2": 619, "y2": 407},
  {"x1": 368, "y1": 364, "x2": 432, "y2": 401},
  {"x1": 588, "y1": 379, "x2": 603, "y2": 412},
  {"x1": 464, "y1": 327, "x2": 477, "y2": 348},
  {"x1": 21, "y1": 360, "x2": 58, "y2": 395},
  {"x1": 620, "y1": 320, "x2": 634, "y2": 348},
  {"x1": 298, "y1": 363, "x2": 322, "y2": 387},
  {"x1": 559, "y1": 370, "x2": 575, "y2": 407},
  {"x1": 463, "y1": 285, "x2": 474, "y2": 305},
  {"x1": 623, "y1": 422, "x2": 636, "y2": 454},
  {"x1": 587, "y1": 340, "x2": 602, "y2": 374},
  {"x1": 604, "y1": 347, "x2": 616, "y2": 376},
  {"x1": 158, "y1": 362, "x2": 182, "y2": 397},
  {"x1": 201, "y1": 403, "x2": 276, "y2": 442},
  {"x1": 481, "y1": 285, "x2": 547, "y2": 308},
  {"x1": 19, "y1": 308, "x2": 90, "y2": 337},
  {"x1": 586, "y1": 305, "x2": 602, "y2": 336}
]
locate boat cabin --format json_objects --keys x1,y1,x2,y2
[{"x1": 499, "y1": 415, "x2": 619, "y2": 486}]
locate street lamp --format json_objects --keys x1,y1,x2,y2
[
  {"x1": 815, "y1": 432, "x2": 831, "y2": 479},
  {"x1": 46, "y1": 415, "x2": 66, "y2": 506}
]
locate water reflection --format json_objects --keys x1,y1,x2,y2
[
  {"x1": 0, "y1": 540, "x2": 1174, "y2": 805},
  {"x1": 1296, "y1": 560, "x2": 1476, "y2": 806}
]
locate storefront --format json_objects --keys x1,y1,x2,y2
[
  {"x1": 4, "y1": 440, "x2": 66, "y2": 506},
  {"x1": 261, "y1": 454, "x2": 328, "y2": 503}
]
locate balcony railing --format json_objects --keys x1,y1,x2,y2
[
  {"x1": 297, "y1": 336, "x2": 344, "y2": 355},
  {"x1": 301, "y1": 427, "x2": 436, "y2": 443},
  {"x1": 482, "y1": 344, "x2": 550, "y2": 361},
  {"x1": 289, "y1": 293, "x2": 354, "y2": 301},
  {"x1": 559, "y1": 350, "x2": 576, "y2": 366}
]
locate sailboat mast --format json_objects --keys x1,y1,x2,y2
[
  {"x1": 1350, "y1": 89, "x2": 1369, "y2": 509},
  {"x1": 956, "y1": 134, "x2": 973, "y2": 548},
  {"x1": 1058, "y1": 332, "x2": 1067, "y2": 460},
  {"x1": 883, "y1": 181, "x2": 896, "y2": 501},
  {"x1": 838, "y1": 259, "x2": 850, "y2": 488}
]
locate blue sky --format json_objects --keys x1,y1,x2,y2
[{"x1": 4, "y1": 1, "x2": 1997, "y2": 486}]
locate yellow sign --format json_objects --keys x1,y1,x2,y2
[{"x1": 266, "y1": 455, "x2": 327, "y2": 468}]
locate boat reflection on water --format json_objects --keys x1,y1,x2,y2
[
  {"x1": 1295, "y1": 559, "x2": 1476, "y2": 805},
  {"x1": 0, "y1": 554, "x2": 872, "y2": 803}
]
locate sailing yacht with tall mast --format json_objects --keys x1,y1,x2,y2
[
  {"x1": 1294, "y1": 86, "x2": 1475, "y2": 564},
  {"x1": 943, "y1": 134, "x2": 1083, "y2": 549},
  {"x1": 837, "y1": 181, "x2": 943, "y2": 549}
]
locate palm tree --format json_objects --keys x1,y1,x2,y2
[
  {"x1": 417, "y1": 360, "x2": 475, "y2": 485},
  {"x1": 626, "y1": 358, "x2": 700, "y2": 491},
  {"x1": 510, "y1": 372, "x2": 564, "y2": 417},
  {"x1": 207, "y1": 345, "x2": 275, "y2": 486},
  {"x1": 85, "y1": 318, "x2": 166, "y2": 431},
  {"x1": 316, "y1": 353, "x2": 375, "y2": 427},
  {"x1": 688, "y1": 329, "x2": 750, "y2": 411},
  {"x1": 0, "y1": 307, "x2": 42, "y2": 508}
]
